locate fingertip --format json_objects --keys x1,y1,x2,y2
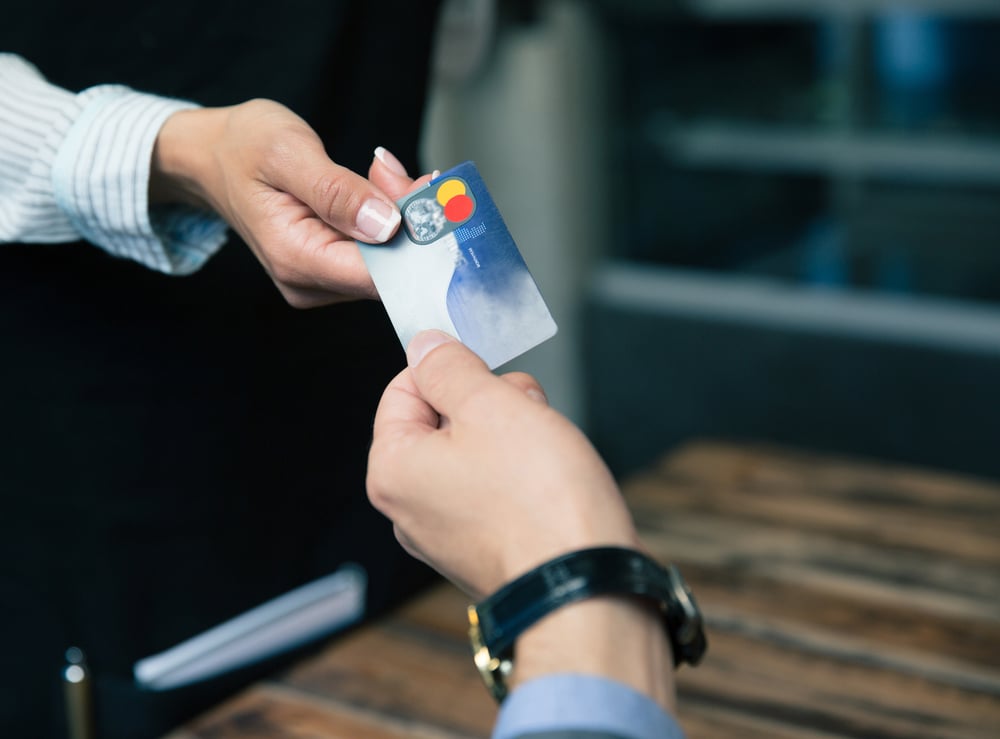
[
  {"x1": 525, "y1": 387, "x2": 548, "y2": 404},
  {"x1": 357, "y1": 198, "x2": 401, "y2": 243},
  {"x1": 411, "y1": 172, "x2": 435, "y2": 189},
  {"x1": 368, "y1": 152, "x2": 429, "y2": 204},
  {"x1": 404, "y1": 331, "x2": 496, "y2": 420},
  {"x1": 406, "y1": 329, "x2": 460, "y2": 368},
  {"x1": 500, "y1": 371, "x2": 549, "y2": 405},
  {"x1": 374, "y1": 146, "x2": 409, "y2": 177}
]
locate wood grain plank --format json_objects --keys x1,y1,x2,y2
[
  {"x1": 165, "y1": 685, "x2": 462, "y2": 739},
  {"x1": 674, "y1": 705, "x2": 850, "y2": 739},
  {"x1": 278, "y1": 594, "x2": 495, "y2": 738},
  {"x1": 661, "y1": 442, "x2": 1000, "y2": 510},
  {"x1": 676, "y1": 628, "x2": 1000, "y2": 739},
  {"x1": 385, "y1": 579, "x2": 474, "y2": 642},
  {"x1": 633, "y1": 441, "x2": 1000, "y2": 564},
  {"x1": 635, "y1": 510, "x2": 999, "y2": 622},
  {"x1": 671, "y1": 561, "x2": 1000, "y2": 670}
]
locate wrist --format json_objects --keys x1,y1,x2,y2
[
  {"x1": 496, "y1": 501, "x2": 641, "y2": 593},
  {"x1": 149, "y1": 106, "x2": 229, "y2": 210},
  {"x1": 511, "y1": 595, "x2": 676, "y2": 713},
  {"x1": 468, "y1": 546, "x2": 705, "y2": 709}
]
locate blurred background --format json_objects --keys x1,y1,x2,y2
[{"x1": 423, "y1": 0, "x2": 1000, "y2": 480}]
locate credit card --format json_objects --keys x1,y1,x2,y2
[{"x1": 358, "y1": 161, "x2": 557, "y2": 369}]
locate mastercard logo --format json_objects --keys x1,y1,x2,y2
[
  {"x1": 435, "y1": 178, "x2": 475, "y2": 222},
  {"x1": 402, "y1": 176, "x2": 477, "y2": 244}
]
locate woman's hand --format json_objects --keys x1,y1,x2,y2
[{"x1": 151, "y1": 99, "x2": 430, "y2": 307}]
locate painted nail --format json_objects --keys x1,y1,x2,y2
[
  {"x1": 407, "y1": 329, "x2": 458, "y2": 368},
  {"x1": 374, "y1": 146, "x2": 408, "y2": 177},
  {"x1": 431, "y1": 169, "x2": 441, "y2": 180},
  {"x1": 357, "y1": 198, "x2": 400, "y2": 242}
]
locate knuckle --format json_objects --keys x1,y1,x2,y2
[
  {"x1": 365, "y1": 453, "x2": 389, "y2": 508},
  {"x1": 237, "y1": 98, "x2": 272, "y2": 118},
  {"x1": 259, "y1": 136, "x2": 296, "y2": 174},
  {"x1": 462, "y1": 388, "x2": 497, "y2": 419},
  {"x1": 270, "y1": 266, "x2": 315, "y2": 309},
  {"x1": 418, "y1": 369, "x2": 453, "y2": 408},
  {"x1": 366, "y1": 437, "x2": 413, "y2": 515},
  {"x1": 313, "y1": 172, "x2": 361, "y2": 224},
  {"x1": 281, "y1": 290, "x2": 313, "y2": 310},
  {"x1": 394, "y1": 526, "x2": 416, "y2": 556},
  {"x1": 269, "y1": 260, "x2": 295, "y2": 285}
]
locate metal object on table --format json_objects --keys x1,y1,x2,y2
[{"x1": 63, "y1": 646, "x2": 94, "y2": 739}]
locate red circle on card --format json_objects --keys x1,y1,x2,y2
[{"x1": 444, "y1": 194, "x2": 474, "y2": 222}]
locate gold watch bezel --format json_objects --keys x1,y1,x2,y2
[{"x1": 467, "y1": 605, "x2": 513, "y2": 702}]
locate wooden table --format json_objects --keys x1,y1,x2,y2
[{"x1": 168, "y1": 441, "x2": 1000, "y2": 738}]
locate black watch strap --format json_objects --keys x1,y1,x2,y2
[{"x1": 468, "y1": 546, "x2": 706, "y2": 701}]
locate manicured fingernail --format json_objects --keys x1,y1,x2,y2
[
  {"x1": 431, "y1": 169, "x2": 441, "y2": 180},
  {"x1": 374, "y1": 146, "x2": 408, "y2": 177},
  {"x1": 407, "y1": 329, "x2": 458, "y2": 368},
  {"x1": 357, "y1": 198, "x2": 400, "y2": 242}
]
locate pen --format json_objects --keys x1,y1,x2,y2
[{"x1": 63, "y1": 647, "x2": 94, "y2": 739}]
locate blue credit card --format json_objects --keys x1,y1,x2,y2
[{"x1": 358, "y1": 161, "x2": 557, "y2": 369}]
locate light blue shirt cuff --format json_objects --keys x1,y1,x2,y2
[
  {"x1": 149, "y1": 204, "x2": 231, "y2": 275},
  {"x1": 492, "y1": 674, "x2": 685, "y2": 739}
]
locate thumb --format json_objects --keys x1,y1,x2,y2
[
  {"x1": 264, "y1": 135, "x2": 401, "y2": 243},
  {"x1": 405, "y1": 330, "x2": 500, "y2": 420}
]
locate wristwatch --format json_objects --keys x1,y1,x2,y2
[{"x1": 467, "y1": 546, "x2": 706, "y2": 702}]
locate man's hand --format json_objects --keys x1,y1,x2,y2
[
  {"x1": 367, "y1": 330, "x2": 675, "y2": 710},
  {"x1": 367, "y1": 330, "x2": 640, "y2": 599},
  {"x1": 150, "y1": 99, "x2": 430, "y2": 307}
]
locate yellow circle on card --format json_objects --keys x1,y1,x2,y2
[{"x1": 436, "y1": 179, "x2": 466, "y2": 206}]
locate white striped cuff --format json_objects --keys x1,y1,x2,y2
[
  {"x1": 51, "y1": 85, "x2": 228, "y2": 275},
  {"x1": 0, "y1": 54, "x2": 80, "y2": 243}
]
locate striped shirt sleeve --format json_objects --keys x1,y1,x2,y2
[{"x1": 0, "y1": 53, "x2": 228, "y2": 274}]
